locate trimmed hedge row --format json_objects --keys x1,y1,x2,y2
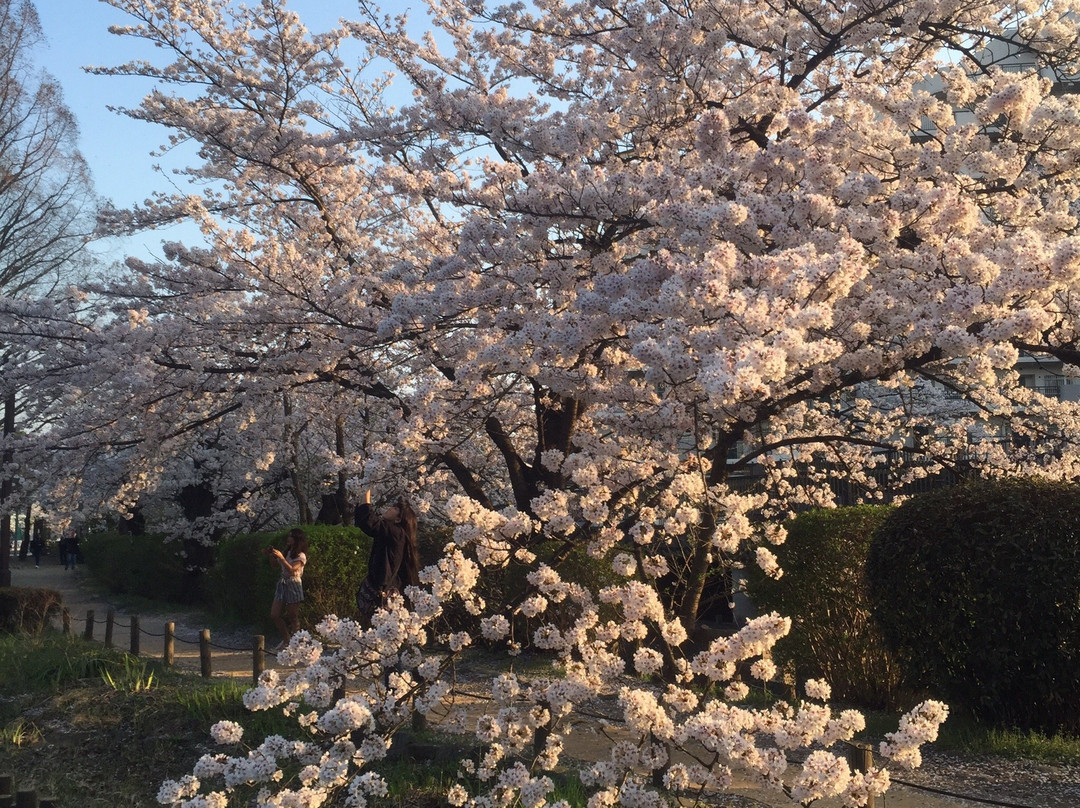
[
  {"x1": 81, "y1": 522, "x2": 620, "y2": 642},
  {"x1": 83, "y1": 526, "x2": 372, "y2": 634},
  {"x1": 867, "y1": 477, "x2": 1080, "y2": 734},
  {"x1": 82, "y1": 530, "x2": 188, "y2": 602}
]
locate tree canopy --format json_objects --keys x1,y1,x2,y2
[{"x1": 48, "y1": 0, "x2": 1080, "y2": 609}]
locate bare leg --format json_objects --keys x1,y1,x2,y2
[
  {"x1": 285, "y1": 602, "x2": 300, "y2": 637},
  {"x1": 270, "y1": 598, "x2": 290, "y2": 644}
]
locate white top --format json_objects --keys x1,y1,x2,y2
[{"x1": 281, "y1": 551, "x2": 306, "y2": 583}]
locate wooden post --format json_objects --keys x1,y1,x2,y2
[
  {"x1": 200, "y1": 629, "x2": 212, "y2": 677},
  {"x1": 783, "y1": 661, "x2": 797, "y2": 701},
  {"x1": 130, "y1": 614, "x2": 140, "y2": 656},
  {"x1": 0, "y1": 795, "x2": 12, "y2": 808},
  {"x1": 104, "y1": 609, "x2": 115, "y2": 649},
  {"x1": 84, "y1": 609, "x2": 94, "y2": 641},
  {"x1": 847, "y1": 742, "x2": 875, "y2": 808},
  {"x1": 164, "y1": 622, "x2": 175, "y2": 667},
  {"x1": 61, "y1": 607, "x2": 70, "y2": 636},
  {"x1": 0, "y1": 774, "x2": 12, "y2": 795},
  {"x1": 37, "y1": 800, "x2": 56, "y2": 808},
  {"x1": 14, "y1": 789, "x2": 37, "y2": 808},
  {"x1": 253, "y1": 635, "x2": 265, "y2": 683}
]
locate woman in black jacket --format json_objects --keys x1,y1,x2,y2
[{"x1": 354, "y1": 490, "x2": 420, "y2": 623}]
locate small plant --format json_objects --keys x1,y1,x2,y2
[
  {"x1": 0, "y1": 718, "x2": 42, "y2": 747},
  {"x1": 100, "y1": 655, "x2": 155, "y2": 692}
]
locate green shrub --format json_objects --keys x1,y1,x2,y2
[
  {"x1": 746, "y1": 505, "x2": 908, "y2": 709},
  {"x1": 81, "y1": 530, "x2": 188, "y2": 602},
  {"x1": 204, "y1": 525, "x2": 371, "y2": 633},
  {"x1": 297, "y1": 524, "x2": 371, "y2": 627},
  {"x1": 200, "y1": 530, "x2": 279, "y2": 625},
  {"x1": 0, "y1": 587, "x2": 62, "y2": 634},
  {"x1": 866, "y1": 477, "x2": 1080, "y2": 734}
]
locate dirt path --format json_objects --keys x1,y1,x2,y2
[{"x1": 11, "y1": 558, "x2": 1064, "y2": 807}]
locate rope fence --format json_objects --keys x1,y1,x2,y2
[
  {"x1": 61, "y1": 606, "x2": 275, "y2": 683},
  {"x1": 887, "y1": 776, "x2": 1043, "y2": 808}
]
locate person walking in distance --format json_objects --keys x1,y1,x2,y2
[
  {"x1": 268, "y1": 528, "x2": 308, "y2": 652},
  {"x1": 354, "y1": 490, "x2": 420, "y2": 625},
  {"x1": 60, "y1": 533, "x2": 76, "y2": 570}
]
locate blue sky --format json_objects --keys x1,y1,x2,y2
[{"x1": 33, "y1": 0, "x2": 358, "y2": 263}]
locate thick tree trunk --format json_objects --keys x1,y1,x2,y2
[
  {"x1": 677, "y1": 439, "x2": 734, "y2": 626},
  {"x1": 678, "y1": 522, "x2": 714, "y2": 627}
]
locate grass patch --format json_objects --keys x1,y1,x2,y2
[
  {"x1": 0, "y1": 631, "x2": 136, "y2": 694},
  {"x1": 853, "y1": 706, "x2": 1080, "y2": 766},
  {"x1": 933, "y1": 715, "x2": 1080, "y2": 765},
  {"x1": 378, "y1": 755, "x2": 461, "y2": 806},
  {"x1": 0, "y1": 631, "x2": 298, "y2": 806}
]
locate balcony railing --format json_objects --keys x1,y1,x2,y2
[{"x1": 1032, "y1": 385, "x2": 1061, "y2": 399}]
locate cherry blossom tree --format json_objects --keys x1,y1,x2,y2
[{"x1": 19, "y1": 0, "x2": 1080, "y2": 804}]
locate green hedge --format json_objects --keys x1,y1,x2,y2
[
  {"x1": 0, "y1": 586, "x2": 63, "y2": 634},
  {"x1": 81, "y1": 522, "x2": 615, "y2": 643},
  {"x1": 82, "y1": 531, "x2": 188, "y2": 602},
  {"x1": 867, "y1": 477, "x2": 1080, "y2": 734},
  {"x1": 83, "y1": 526, "x2": 371, "y2": 633},
  {"x1": 746, "y1": 505, "x2": 908, "y2": 709}
]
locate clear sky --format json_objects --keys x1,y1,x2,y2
[{"x1": 33, "y1": 0, "x2": 357, "y2": 263}]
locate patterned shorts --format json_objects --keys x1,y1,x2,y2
[{"x1": 275, "y1": 579, "x2": 304, "y2": 605}]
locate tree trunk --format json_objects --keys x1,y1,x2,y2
[
  {"x1": 334, "y1": 414, "x2": 353, "y2": 525},
  {"x1": 0, "y1": 393, "x2": 14, "y2": 586},
  {"x1": 677, "y1": 440, "x2": 734, "y2": 626},
  {"x1": 283, "y1": 393, "x2": 312, "y2": 524}
]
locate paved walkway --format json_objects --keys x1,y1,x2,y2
[{"x1": 7, "y1": 557, "x2": 988, "y2": 808}]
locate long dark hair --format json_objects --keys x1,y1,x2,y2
[
  {"x1": 286, "y1": 527, "x2": 309, "y2": 558},
  {"x1": 395, "y1": 497, "x2": 421, "y2": 589}
]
